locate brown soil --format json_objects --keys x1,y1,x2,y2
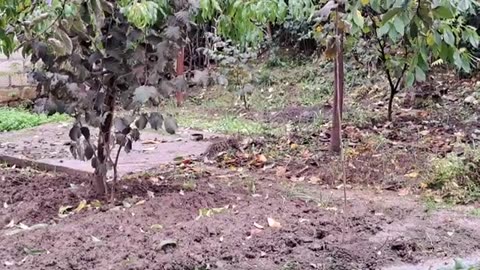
[{"x1": 1, "y1": 165, "x2": 480, "y2": 270}]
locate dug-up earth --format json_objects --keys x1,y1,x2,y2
[{"x1": 1, "y1": 163, "x2": 480, "y2": 270}]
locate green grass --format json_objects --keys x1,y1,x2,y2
[
  {"x1": 0, "y1": 107, "x2": 70, "y2": 132},
  {"x1": 425, "y1": 147, "x2": 480, "y2": 205},
  {"x1": 469, "y1": 208, "x2": 480, "y2": 217},
  {"x1": 177, "y1": 112, "x2": 277, "y2": 135},
  {"x1": 438, "y1": 259, "x2": 480, "y2": 270}
]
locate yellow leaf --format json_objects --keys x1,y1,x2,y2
[
  {"x1": 290, "y1": 143, "x2": 299, "y2": 150},
  {"x1": 150, "y1": 224, "x2": 164, "y2": 230},
  {"x1": 135, "y1": 200, "x2": 146, "y2": 206},
  {"x1": 91, "y1": 200, "x2": 102, "y2": 208},
  {"x1": 253, "y1": 222, "x2": 264, "y2": 229},
  {"x1": 58, "y1": 205, "x2": 73, "y2": 218},
  {"x1": 315, "y1": 25, "x2": 323, "y2": 33},
  {"x1": 426, "y1": 32, "x2": 435, "y2": 46},
  {"x1": 74, "y1": 200, "x2": 87, "y2": 213},
  {"x1": 404, "y1": 171, "x2": 419, "y2": 178},
  {"x1": 267, "y1": 217, "x2": 282, "y2": 228},
  {"x1": 361, "y1": 0, "x2": 369, "y2": 5},
  {"x1": 256, "y1": 154, "x2": 267, "y2": 163},
  {"x1": 324, "y1": 36, "x2": 337, "y2": 60}
]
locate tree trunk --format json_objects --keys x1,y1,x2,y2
[
  {"x1": 176, "y1": 47, "x2": 185, "y2": 107},
  {"x1": 330, "y1": 17, "x2": 345, "y2": 154},
  {"x1": 93, "y1": 88, "x2": 116, "y2": 195},
  {"x1": 387, "y1": 89, "x2": 395, "y2": 121}
]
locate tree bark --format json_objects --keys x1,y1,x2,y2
[
  {"x1": 93, "y1": 88, "x2": 116, "y2": 195},
  {"x1": 387, "y1": 89, "x2": 395, "y2": 122},
  {"x1": 176, "y1": 47, "x2": 185, "y2": 107},
  {"x1": 330, "y1": 13, "x2": 344, "y2": 154}
]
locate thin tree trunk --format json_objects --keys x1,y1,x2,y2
[
  {"x1": 176, "y1": 47, "x2": 185, "y2": 107},
  {"x1": 94, "y1": 88, "x2": 116, "y2": 195},
  {"x1": 387, "y1": 88, "x2": 396, "y2": 121},
  {"x1": 330, "y1": 14, "x2": 344, "y2": 154}
]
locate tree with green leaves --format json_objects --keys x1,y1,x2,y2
[
  {"x1": 345, "y1": 0, "x2": 480, "y2": 120},
  {"x1": 0, "y1": 0, "x2": 194, "y2": 198}
]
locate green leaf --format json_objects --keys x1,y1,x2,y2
[
  {"x1": 406, "y1": 71, "x2": 415, "y2": 87},
  {"x1": 388, "y1": 27, "x2": 399, "y2": 41},
  {"x1": 443, "y1": 29, "x2": 455, "y2": 46},
  {"x1": 457, "y1": 0, "x2": 471, "y2": 12},
  {"x1": 381, "y1": 7, "x2": 401, "y2": 24},
  {"x1": 433, "y1": 6, "x2": 454, "y2": 19},
  {"x1": 415, "y1": 66, "x2": 426, "y2": 82},
  {"x1": 352, "y1": 10, "x2": 364, "y2": 28},
  {"x1": 377, "y1": 23, "x2": 390, "y2": 37},
  {"x1": 393, "y1": 16, "x2": 405, "y2": 36}
]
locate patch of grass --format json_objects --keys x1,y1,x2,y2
[
  {"x1": 469, "y1": 208, "x2": 480, "y2": 217},
  {"x1": 0, "y1": 107, "x2": 70, "y2": 132},
  {"x1": 426, "y1": 147, "x2": 480, "y2": 204},
  {"x1": 285, "y1": 185, "x2": 334, "y2": 208},
  {"x1": 344, "y1": 103, "x2": 381, "y2": 128},
  {"x1": 299, "y1": 81, "x2": 332, "y2": 106},
  {"x1": 422, "y1": 196, "x2": 453, "y2": 213},
  {"x1": 281, "y1": 261, "x2": 301, "y2": 270},
  {"x1": 438, "y1": 259, "x2": 480, "y2": 270},
  {"x1": 177, "y1": 112, "x2": 277, "y2": 135}
]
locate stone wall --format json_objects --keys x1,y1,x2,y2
[{"x1": 0, "y1": 53, "x2": 29, "y2": 88}]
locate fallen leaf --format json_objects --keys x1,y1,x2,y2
[
  {"x1": 135, "y1": 200, "x2": 146, "y2": 206},
  {"x1": 158, "y1": 239, "x2": 177, "y2": 251},
  {"x1": 91, "y1": 235, "x2": 102, "y2": 243},
  {"x1": 150, "y1": 224, "x2": 164, "y2": 230},
  {"x1": 253, "y1": 222, "x2": 264, "y2": 229},
  {"x1": 335, "y1": 184, "x2": 351, "y2": 189},
  {"x1": 398, "y1": 188, "x2": 410, "y2": 196},
  {"x1": 74, "y1": 200, "x2": 87, "y2": 213},
  {"x1": 23, "y1": 247, "x2": 47, "y2": 255},
  {"x1": 256, "y1": 154, "x2": 267, "y2": 163},
  {"x1": 291, "y1": 176, "x2": 305, "y2": 182},
  {"x1": 404, "y1": 171, "x2": 419, "y2": 178},
  {"x1": 142, "y1": 140, "x2": 160, "y2": 145},
  {"x1": 309, "y1": 176, "x2": 321, "y2": 184},
  {"x1": 5, "y1": 219, "x2": 14, "y2": 228},
  {"x1": 419, "y1": 130, "x2": 429, "y2": 136},
  {"x1": 91, "y1": 200, "x2": 102, "y2": 208},
  {"x1": 275, "y1": 166, "x2": 287, "y2": 177},
  {"x1": 58, "y1": 205, "x2": 74, "y2": 218},
  {"x1": 267, "y1": 217, "x2": 282, "y2": 228},
  {"x1": 299, "y1": 218, "x2": 310, "y2": 223}
]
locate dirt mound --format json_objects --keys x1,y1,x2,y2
[{"x1": 1, "y1": 167, "x2": 480, "y2": 270}]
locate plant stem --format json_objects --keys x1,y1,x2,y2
[{"x1": 111, "y1": 143, "x2": 123, "y2": 202}]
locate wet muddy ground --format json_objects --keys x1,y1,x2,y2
[{"x1": 1, "y1": 165, "x2": 479, "y2": 270}]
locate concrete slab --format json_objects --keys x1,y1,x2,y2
[{"x1": 0, "y1": 122, "x2": 216, "y2": 177}]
